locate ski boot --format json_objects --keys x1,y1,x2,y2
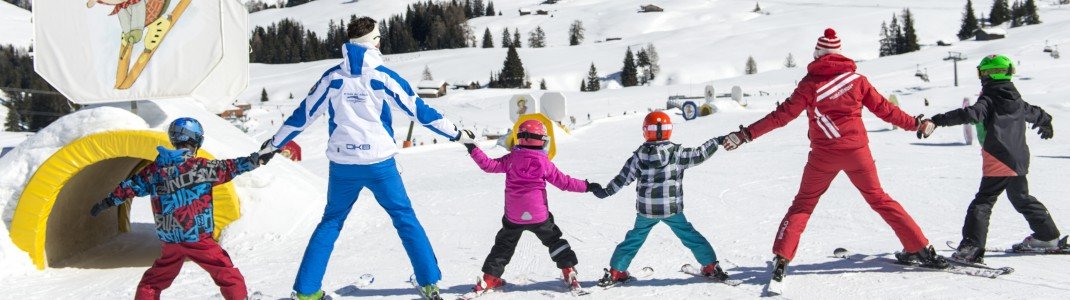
[
  {"x1": 562, "y1": 267, "x2": 581, "y2": 290},
  {"x1": 290, "y1": 290, "x2": 332, "y2": 300},
  {"x1": 701, "y1": 261, "x2": 730, "y2": 282},
  {"x1": 472, "y1": 273, "x2": 505, "y2": 294},
  {"x1": 1012, "y1": 235, "x2": 1060, "y2": 252},
  {"x1": 418, "y1": 284, "x2": 443, "y2": 300},
  {"x1": 770, "y1": 256, "x2": 788, "y2": 283},
  {"x1": 951, "y1": 243, "x2": 985, "y2": 264},
  {"x1": 596, "y1": 268, "x2": 630, "y2": 287},
  {"x1": 895, "y1": 245, "x2": 950, "y2": 269}
]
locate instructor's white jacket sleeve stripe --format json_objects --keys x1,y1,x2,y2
[
  {"x1": 371, "y1": 65, "x2": 460, "y2": 140},
  {"x1": 271, "y1": 67, "x2": 343, "y2": 148}
]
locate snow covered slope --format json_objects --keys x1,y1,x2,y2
[
  {"x1": 1, "y1": 0, "x2": 1069, "y2": 299},
  {"x1": 0, "y1": 1, "x2": 31, "y2": 48}
]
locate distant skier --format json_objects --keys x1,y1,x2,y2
[
  {"x1": 591, "y1": 111, "x2": 731, "y2": 286},
  {"x1": 89, "y1": 118, "x2": 275, "y2": 300},
  {"x1": 918, "y1": 54, "x2": 1061, "y2": 262},
  {"x1": 719, "y1": 28, "x2": 948, "y2": 284},
  {"x1": 459, "y1": 120, "x2": 599, "y2": 295},
  {"x1": 259, "y1": 17, "x2": 464, "y2": 300}
]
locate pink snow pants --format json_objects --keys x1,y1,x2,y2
[
  {"x1": 772, "y1": 146, "x2": 929, "y2": 260},
  {"x1": 135, "y1": 237, "x2": 247, "y2": 300}
]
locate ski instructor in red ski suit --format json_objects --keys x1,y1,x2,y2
[{"x1": 720, "y1": 29, "x2": 948, "y2": 273}]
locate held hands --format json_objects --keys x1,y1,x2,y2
[
  {"x1": 915, "y1": 114, "x2": 936, "y2": 139},
  {"x1": 587, "y1": 181, "x2": 608, "y2": 199},
  {"x1": 721, "y1": 125, "x2": 752, "y2": 151},
  {"x1": 454, "y1": 129, "x2": 478, "y2": 144}
]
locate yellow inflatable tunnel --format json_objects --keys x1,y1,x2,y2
[{"x1": 8, "y1": 130, "x2": 240, "y2": 270}]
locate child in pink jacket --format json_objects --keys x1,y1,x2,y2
[{"x1": 460, "y1": 120, "x2": 601, "y2": 295}]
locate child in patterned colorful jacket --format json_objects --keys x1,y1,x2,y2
[
  {"x1": 589, "y1": 111, "x2": 730, "y2": 286},
  {"x1": 458, "y1": 120, "x2": 602, "y2": 295},
  {"x1": 89, "y1": 118, "x2": 276, "y2": 300}
]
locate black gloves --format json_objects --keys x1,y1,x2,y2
[
  {"x1": 916, "y1": 114, "x2": 936, "y2": 139},
  {"x1": 464, "y1": 143, "x2": 477, "y2": 153},
  {"x1": 258, "y1": 140, "x2": 279, "y2": 165},
  {"x1": 587, "y1": 181, "x2": 608, "y2": 199},
  {"x1": 1033, "y1": 119, "x2": 1054, "y2": 140},
  {"x1": 89, "y1": 201, "x2": 110, "y2": 217},
  {"x1": 722, "y1": 125, "x2": 752, "y2": 151}
]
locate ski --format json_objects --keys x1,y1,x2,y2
[
  {"x1": 408, "y1": 274, "x2": 444, "y2": 300},
  {"x1": 763, "y1": 258, "x2": 787, "y2": 297},
  {"x1": 984, "y1": 236, "x2": 1070, "y2": 254},
  {"x1": 833, "y1": 248, "x2": 1008, "y2": 278},
  {"x1": 942, "y1": 241, "x2": 1017, "y2": 274},
  {"x1": 679, "y1": 264, "x2": 742, "y2": 286},
  {"x1": 595, "y1": 266, "x2": 655, "y2": 290}
]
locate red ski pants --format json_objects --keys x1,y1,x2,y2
[
  {"x1": 135, "y1": 237, "x2": 247, "y2": 300},
  {"x1": 772, "y1": 146, "x2": 929, "y2": 260}
]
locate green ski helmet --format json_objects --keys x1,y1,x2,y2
[{"x1": 977, "y1": 54, "x2": 1015, "y2": 81}]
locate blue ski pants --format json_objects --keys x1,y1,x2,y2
[
  {"x1": 609, "y1": 213, "x2": 717, "y2": 271},
  {"x1": 293, "y1": 159, "x2": 441, "y2": 294}
]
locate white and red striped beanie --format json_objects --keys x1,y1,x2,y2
[{"x1": 814, "y1": 28, "x2": 842, "y2": 58}]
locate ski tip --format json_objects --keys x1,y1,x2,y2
[
  {"x1": 833, "y1": 247, "x2": 849, "y2": 257},
  {"x1": 680, "y1": 264, "x2": 692, "y2": 271},
  {"x1": 642, "y1": 266, "x2": 654, "y2": 272}
]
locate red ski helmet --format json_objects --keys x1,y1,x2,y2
[
  {"x1": 643, "y1": 111, "x2": 673, "y2": 142},
  {"x1": 517, "y1": 119, "x2": 549, "y2": 148}
]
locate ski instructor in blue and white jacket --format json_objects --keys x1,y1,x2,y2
[{"x1": 260, "y1": 17, "x2": 474, "y2": 300}]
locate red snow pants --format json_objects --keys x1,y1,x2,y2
[
  {"x1": 772, "y1": 146, "x2": 929, "y2": 260},
  {"x1": 135, "y1": 237, "x2": 247, "y2": 300}
]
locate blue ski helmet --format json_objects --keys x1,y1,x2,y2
[{"x1": 168, "y1": 117, "x2": 204, "y2": 149}]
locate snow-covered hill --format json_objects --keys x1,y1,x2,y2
[
  {"x1": 2, "y1": 0, "x2": 1070, "y2": 299},
  {"x1": 0, "y1": 1, "x2": 31, "y2": 48}
]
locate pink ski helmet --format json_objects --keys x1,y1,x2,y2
[{"x1": 516, "y1": 120, "x2": 549, "y2": 148}]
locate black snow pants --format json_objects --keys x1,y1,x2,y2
[
  {"x1": 961, "y1": 176, "x2": 1061, "y2": 250},
  {"x1": 482, "y1": 214, "x2": 578, "y2": 277}
]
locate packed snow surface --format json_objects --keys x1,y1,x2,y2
[{"x1": 1, "y1": 0, "x2": 1069, "y2": 299}]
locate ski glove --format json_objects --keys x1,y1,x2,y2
[
  {"x1": 915, "y1": 114, "x2": 936, "y2": 139},
  {"x1": 454, "y1": 129, "x2": 477, "y2": 144},
  {"x1": 587, "y1": 181, "x2": 608, "y2": 199},
  {"x1": 722, "y1": 125, "x2": 752, "y2": 151},
  {"x1": 1033, "y1": 120, "x2": 1054, "y2": 140},
  {"x1": 89, "y1": 201, "x2": 110, "y2": 217},
  {"x1": 255, "y1": 151, "x2": 277, "y2": 166}
]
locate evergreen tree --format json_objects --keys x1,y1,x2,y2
[
  {"x1": 482, "y1": 28, "x2": 494, "y2": 48},
  {"x1": 637, "y1": 49, "x2": 652, "y2": 84},
  {"x1": 513, "y1": 28, "x2": 522, "y2": 48},
  {"x1": 474, "y1": 0, "x2": 486, "y2": 17},
  {"x1": 289, "y1": 92, "x2": 294, "y2": 99},
  {"x1": 989, "y1": 0, "x2": 1011, "y2": 25},
  {"x1": 539, "y1": 79, "x2": 547, "y2": 90},
  {"x1": 586, "y1": 63, "x2": 600, "y2": 92},
  {"x1": 569, "y1": 20, "x2": 585, "y2": 46},
  {"x1": 261, "y1": 88, "x2": 269, "y2": 102},
  {"x1": 784, "y1": 53, "x2": 797, "y2": 68},
  {"x1": 901, "y1": 9, "x2": 920, "y2": 52},
  {"x1": 889, "y1": 14, "x2": 904, "y2": 54},
  {"x1": 528, "y1": 26, "x2": 547, "y2": 48},
  {"x1": 754, "y1": 2, "x2": 762, "y2": 12},
  {"x1": 423, "y1": 65, "x2": 434, "y2": 81},
  {"x1": 486, "y1": 1, "x2": 496, "y2": 16},
  {"x1": 1023, "y1": 0, "x2": 1041, "y2": 25},
  {"x1": 501, "y1": 28, "x2": 512, "y2": 48},
  {"x1": 580, "y1": 79, "x2": 587, "y2": 92},
  {"x1": 621, "y1": 47, "x2": 639, "y2": 87},
  {"x1": 958, "y1": 0, "x2": 980, "y2": 40},
  {"x1": 464, "y1": 0, "x2": 474, "y2": 18},
  {"x1": 1, "y1": 45, "x2": 73, "y2": 131},
  {"x1": 645, "y1": 43, "x2": 661, "y2": 80},
  {"x1": 745, "y1": 56, "x2": 758, "y2": 75},
  {"x1": 879, "y1": 21, "x2": 894, "y2": 56},
  {"x1": 1011, "y1": 0, "x2": 1023, "y2": 27},
  {"x1": 498, "y1": 46, "x2": 526, "y2": 88}
]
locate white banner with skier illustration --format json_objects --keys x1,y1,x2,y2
[{"x1": 33, "y1": 0, "x2": 249, "y2": 112}]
